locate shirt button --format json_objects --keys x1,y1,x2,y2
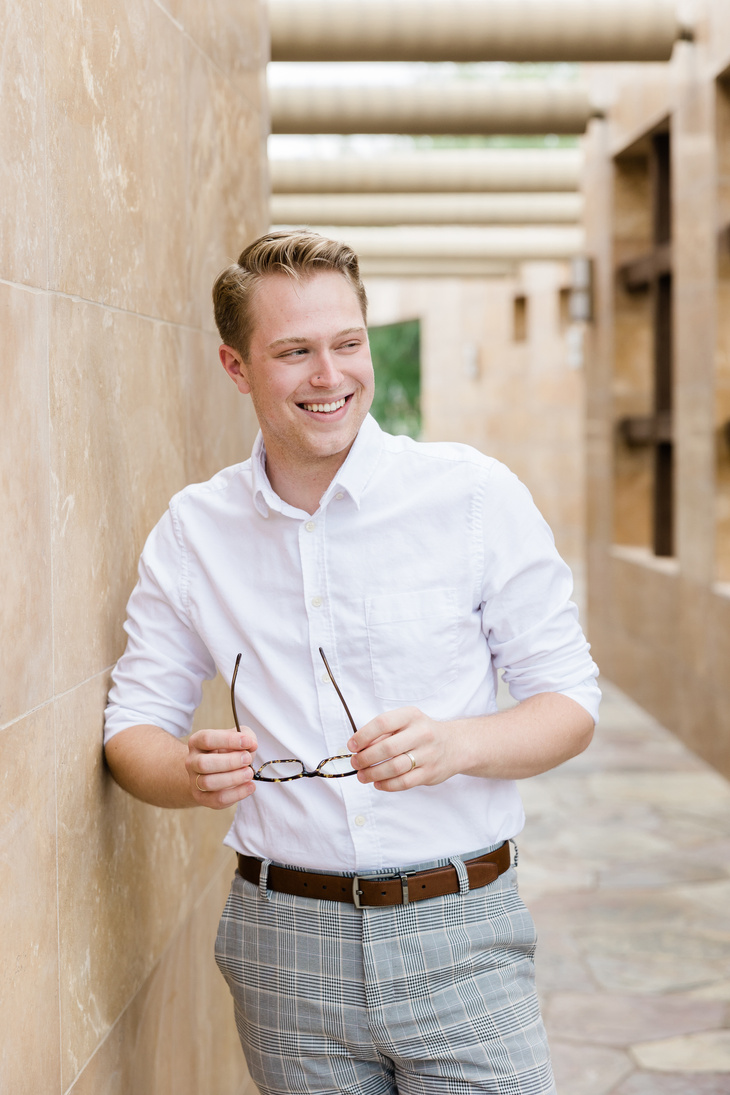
[
  {"x1": 311, "y1": 596, "x2": 323, "y2": 608},
  {"x1": 321, "y1": 672, "x2": 330, "y2": 684},
  {"x1": 354, "y1": 815, "x2": 366, "y2": 827},
  {"x1": 305, "y1": 520, "x2": 316, "y2": 532},
  {"x1": 335, "y1": 492, "x2": 344, "y2": 500}
]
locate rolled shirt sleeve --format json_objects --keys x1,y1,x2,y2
[
  {"x1": 480, "y1": 463, "x2": 600, "y2": 723},
  {"x1": 104, "y1": 505, "x2": 216, "y2": 744}
]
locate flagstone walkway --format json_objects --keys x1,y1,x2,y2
[{"x1": 516, "y1": 680, "x2": 730, "y2": 1094}]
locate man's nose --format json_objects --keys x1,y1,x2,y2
[{"x1": 310, "y1": 352, "x2": 344, "y2": 387}]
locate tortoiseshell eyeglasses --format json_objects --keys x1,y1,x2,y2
[{"x1": 230, "y1": 647, "x2": 358, "y2": 782}]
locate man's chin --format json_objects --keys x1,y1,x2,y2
[{"x1": 296, "y1": 422, "x2": 361, "y2": 463}]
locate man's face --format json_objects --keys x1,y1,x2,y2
[{"x1": 222, "y1": 271, "x2": 375, "y2": 477}]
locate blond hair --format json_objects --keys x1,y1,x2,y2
[{"x1": 212, "y1": 230, "x2": 368, "y2": 360}]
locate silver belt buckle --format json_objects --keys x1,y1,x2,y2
[
  {"x1": 352, "y1": 874, "x2": 366, "y2": 909},
  {"x1": 352, "y1": 871, "x2": 411, "y2": 909}
]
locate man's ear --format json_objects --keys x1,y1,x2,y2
[{"x1": 219, "y1": 345, "x2": 252, "y2": 395}]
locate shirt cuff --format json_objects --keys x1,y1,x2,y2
[{"x1": 555, "y1": 675, "x2": 601, "y2": 725}]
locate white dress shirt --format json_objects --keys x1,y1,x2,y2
[{"x1": 105, "y1": 414, "x2": 600, "y2": 871}]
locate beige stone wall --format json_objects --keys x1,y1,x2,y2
[
  {"x1": 584, "y1": 0, "x2": 730, "y2": 777},
  {"x1": 1, "y1": 0, "x2": 267, "y2": 1091},
  {"x1": 366, "y1": 268, "x2": 587, "y2": 612}
]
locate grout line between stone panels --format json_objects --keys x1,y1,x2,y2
[
  {"x1": 47, "y1": 302, "x2": 62, "y2": 1084},
  {"x1": 40, "y1": 0, "x2": 64, "y2": 1077},
  {"x1": 60, "y1": 851, "x2": 234, "y2": 1095},
  {"x1": 149, "y1": 0, "x2": 267, "y2": 114},
  {"x1": 150, "y1": 0, "x2": 214, "y2": 67},
  {"x1": 149, "y1": 0, "x2": 184, "y2": 34},
  {"x1": 0, "y1": 278, "x2": 218, "y2": 337},
  {"x1": 0, "y1": 666, "x2": 116, "y2": 736},
  {"x1": 181, "y1": 0, "x2": 191, "y2": 278}
]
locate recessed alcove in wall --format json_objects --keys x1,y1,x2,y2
[
  {"x1": 558, "y1": 286, "x2": 571, "y2": 333},
  {"x1": 612, "y1": 148, "x2": 654, "y2": 548},
  {"x1": 612, "y1": 122, "x2": 674, "y2": 556},
  {"x1": 513, "y1": 294, "x2": 528, "y2": 342},
  {"x1": 715, "y1": 73, "x2": 730, "y2": 582}
]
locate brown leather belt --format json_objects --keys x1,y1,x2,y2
[{"x1": 237, "y1": 841, "x2": 511, "y2": 909}]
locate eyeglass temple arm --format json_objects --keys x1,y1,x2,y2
[
  {"x1": 232, "y1": 649, "x2": 357, "y2": 738},
  {"x1": 231, "y1": 653, "x2": 243, "y2": 733},
  {"x1": 318, "y1": 648, "x2": 358, "y2": 736}
]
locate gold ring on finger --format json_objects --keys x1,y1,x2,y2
[
  {"x1": 405, "y1": 751, "x2": 417, "y2": 772},
  {"x1": 195, "y1": 773, "x2": 209, "y2": 793}
]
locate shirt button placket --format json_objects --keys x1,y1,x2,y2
[
  {"x1": 299, "y1": 512, "x2": 379, "y2": 868},
  {"x1": 299, "y1": 515, "x2": 338, "y2": 754}
]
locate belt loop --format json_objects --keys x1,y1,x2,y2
[
  {"x1": 511, "y1": 841, "x2": 519, "y2": 868},
  {"x1": 258, "y1": 857, "x2": 272, "y2": 901},
  {"x1": 449, "y1": 855, "x2": 470, "y2": 895}
]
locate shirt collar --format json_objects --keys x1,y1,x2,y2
[
  {"x1": 251, "y1": 414, "x2": 384, "y2": 518},
  {"x1": 251, "y1": 433, "x2": 277, "y2": 518}
]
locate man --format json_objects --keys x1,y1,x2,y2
[{"x1": 105, "y1": 229, "x2": 599, "y2": 1094}]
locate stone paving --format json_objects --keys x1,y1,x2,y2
[{"x1": 515, "y1": 679, "x2": 730, "y2": 1094}]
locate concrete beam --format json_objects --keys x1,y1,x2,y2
[
  {"x1": 360, "y1": 258, "x2": 518, "y2": 277},
  {"x1": 270, "y1": 0, "x2": 684, "y2": 62},
  {"x1": 270, "y1": 149, "x2": 583, "y2": 193},
  {"x1": 272, "y1": 225, "x2": 586, "y2": 260},
  {"x1": 270, "y1": 192, "x2": 584, "y2": 225},
  {"x1": 270, "y1": 82, "x2": 593, "y2": 135}
]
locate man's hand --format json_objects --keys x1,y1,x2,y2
[
  {"x1": 105, "y1": 722, "x2": 258, "y2": 810},
  {"x1": 348, "y1": 692, "x2": 594, "y2": 792},
  {"x1": 187, "y1": 727, "x2": 258, "y2": 809},
  {"x1": 348, "y1": 708, "x2": 465, "y2": 791}
]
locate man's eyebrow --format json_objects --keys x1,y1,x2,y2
[{"x1": 267, "y1": 327, "x2": 366, "y2": 350}]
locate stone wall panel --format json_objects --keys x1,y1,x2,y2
[
  {"x1": 0, "y1": 0, "x2": 47, "y2": 288},
  {"x1": 0, "y1": 283, "x2": 52, "y2": 724},
  {"x1": 45, "y1": 0, "x2": 188, "y2": 321},
  {"x1": 0, "y1": 707, "x2": 60, "y2": 1095},
  {"x1": 3, "y1": 0, "x2": 266, "y2": 1088}
]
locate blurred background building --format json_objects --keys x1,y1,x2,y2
[{"x1": 3, "y1": 0, "x2": 730, "y2": 1091}]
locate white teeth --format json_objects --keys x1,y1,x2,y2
[{"x1": 302, "y1": 397, "x2": 347, "y2": 413}]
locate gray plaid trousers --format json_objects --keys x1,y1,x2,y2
[{"x1": 215, "y1": 862, "x2": 556, "y2": 1095}]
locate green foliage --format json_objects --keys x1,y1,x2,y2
[{"x1": 368, "y1": 319, "x2": 421, "y2": 439}]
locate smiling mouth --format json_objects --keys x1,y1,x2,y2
[{"x1": 298, "y1": 395, "x2": 351, "y2": 414}]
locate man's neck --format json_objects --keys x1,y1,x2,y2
[{"x1": 265, "y1": 452, "x2": 348, "y2": 515}]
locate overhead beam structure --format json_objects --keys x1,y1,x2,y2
[
  {"x1": 269, "y1": 0, "x2": 685, "y2": 62},
  {"x1": 270, "y1": 192, "x2": 584, "y2": 226},
  {"x1": 269, "y1": 149, "x2": 583, "y2": 193},
  {"x1": 358, "y1": 258, "x2": 519, "y2": 277},
  {"x1": 274, "y1": 225, "x2": 585, "y2": 262},
  {"x1": 270, "y1": 82, "x2": 594, "y2": 135}
]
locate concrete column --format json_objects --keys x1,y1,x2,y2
[
  {"x1": 270, "y1": 82, "x2": 594, "y2": 135},
  {"x1": 270, "y1": 0, "x2": 685, "y2": 62},
  {"x1": 270, "y1": 149, "x2": 583, "y2": 193}
]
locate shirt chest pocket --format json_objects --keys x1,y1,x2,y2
[{"x1": 366, "y1": 588, "x2": 459, "y2": 703}]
